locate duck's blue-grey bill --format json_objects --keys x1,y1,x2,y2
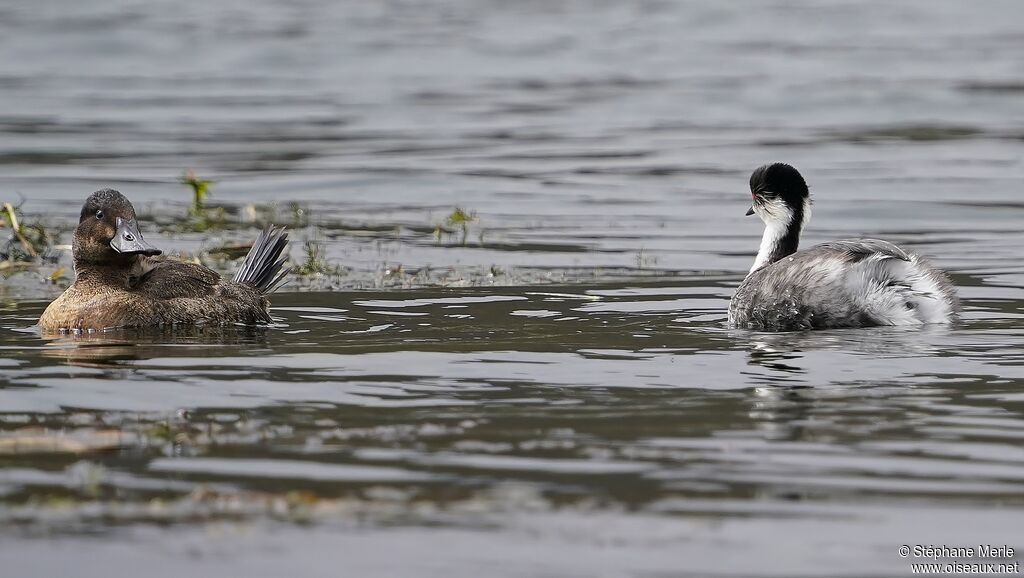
[{"x1": 110, "y1": 217, "x2": 162, "y2": 256}]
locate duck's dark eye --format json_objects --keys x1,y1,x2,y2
[{"x1": 95, "y1": 210, "x2": 104, "y2": 220}]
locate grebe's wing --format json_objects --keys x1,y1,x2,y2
[{"x1": 815, "y1": 239, "x2": 911, "y2": 263}]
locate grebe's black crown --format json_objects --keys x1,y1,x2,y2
[{"x1": 749, "y1": 163, "x2": 810, "y2": 204}]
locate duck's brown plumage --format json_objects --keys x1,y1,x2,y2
[{"x1": 39, "y1": 189, "x2": 289, "y2": 332}]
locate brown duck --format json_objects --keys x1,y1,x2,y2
[{"x1": 39, "y1": 189, "x2": 289, "y2": 332}]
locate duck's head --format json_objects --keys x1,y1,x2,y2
[
  {"x1": 746, "y1": 163, "x2": 811, "y2": 228},
  {"x1": 73, "y1": 189, "x2": 161, "y2": 265}
]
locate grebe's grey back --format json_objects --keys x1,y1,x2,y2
[{"x1": 728, "y1": 163, "x2": 959, "y2": 331}]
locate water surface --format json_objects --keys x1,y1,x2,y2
[{"x1": 2, "y1": 0, "x2": 1024, "y2": 575}]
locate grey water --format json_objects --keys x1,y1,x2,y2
[{"x1": 2, "y1": 0, "x2": 1024, "y2": 576}]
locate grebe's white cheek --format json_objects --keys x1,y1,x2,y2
[
  {"x1": 752, "y1": 203, "x2": 767, "y2": 223},
  {"x1": 762, "y1": 198, "x2": 794, "y2": 226}
]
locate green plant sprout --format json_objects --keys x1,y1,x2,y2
[
  {"x1": 294, "y1": 235, "x2": 343, "y2": 277},
  {"x1": 180, "y1": 169, "x2": 213, "y2": 217},
  {"x1": 435, "y1": 207, "x2": 478, "y2": 246}
]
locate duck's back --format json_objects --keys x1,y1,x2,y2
[
  {"x1": 131, "y1": 226, "x2": 289, "y2": 326},
  {"x1": 728, "y1": 239, "x2": 959, "y2": 331},
  {"x1": 133, "y1": 260, "x2": 272, "y2": 325}
]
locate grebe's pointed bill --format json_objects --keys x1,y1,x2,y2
[{"x1": 745, "y1": 205, "x2": 755, "y2": 216}]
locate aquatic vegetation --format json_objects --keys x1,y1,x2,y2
[
  {"x1": 2, "y1": 202, "x2": 42, "y2": 261},
  {"x1": 172, "y1": 169, "x2": 226, "y2": 232},
  {"x1": 294, "y1": 236, "x2": 344, "y2": 277},
  {"x1": 171, "y1": 172, "x2": 310, "y2": 238},
  {"x1": 635, "y1": 248, "x2": 657, "y2": 269},
  {"x1": 238, "y1": 201, "x2": 307, "y2": 230},
  {"x1": 383, "y1": 262, "x2": 404, "y2": 278},
  {"x1": 180, "y1": 169, "x2": 213, "y2": 218},
  {"x1": 48, "y1": 266, "x2": 67, "y2": 283},
  {"x1": 0, "y1": 200, "x2": 64, "y2": 281},
  {"x1": 287, "y1": 201, "x2": 309, "y2": 229},
  {"x1": 295, "y1": 238, "x2": 326, "y2": 275},
  {"x1": 435, "y1": 206, "x2": 479, "y2": 246}
]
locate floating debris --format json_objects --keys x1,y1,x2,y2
[
  {"x1": 207, "y1": 242, "x2": 255, "y2": 261},
  {"x1": 0, "y1": 427, "x2": 137, "y2": 455}
]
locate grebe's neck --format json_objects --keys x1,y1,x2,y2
[{"x1": 749, "y1": 201, "x2": 809, "y2": 274}]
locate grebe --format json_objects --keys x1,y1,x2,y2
[{"x1": 728, "y1": 163, "x2": 959, "y2": 331}]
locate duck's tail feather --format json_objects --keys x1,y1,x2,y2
[{"x1": 233, "y1": 226, "x2": 290, "y2": 294}]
